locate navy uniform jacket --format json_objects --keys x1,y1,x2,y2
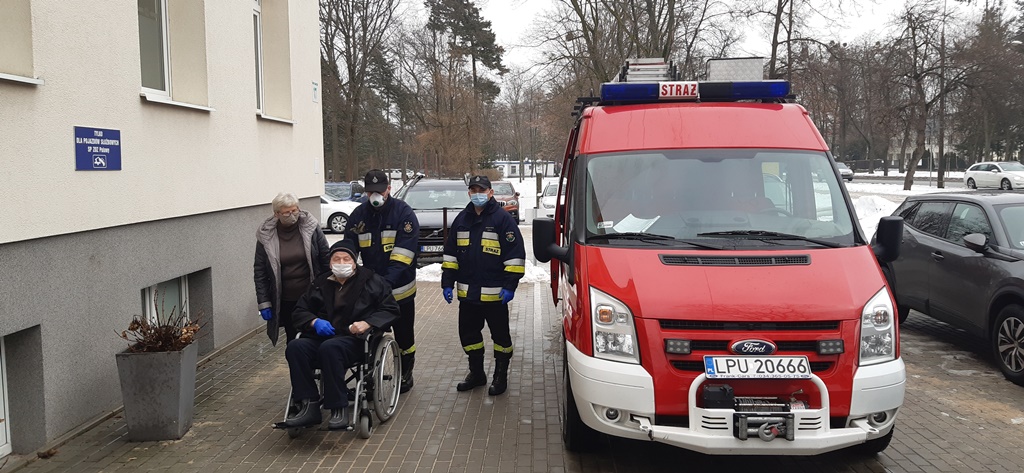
[
  {"x1": 441, "y1": 198, "x2": 526, "y2": 302},
  {"x1": 344, "y1": 197, "x2": 419, "y2": 302}
]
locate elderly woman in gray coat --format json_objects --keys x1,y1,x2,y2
[{"x1": 254, "y1": 192, "x2": 330, "y2": 345}]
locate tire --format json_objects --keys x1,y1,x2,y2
[
  {"x1": 562, "y1": 341, "x2": 599, "y2": 451},
  {"x1": 357, "y1": 413, "x2": 372, "y2": 439},
  {"x1": 1001, "y1": 179, "x2": 1013, "y2": 190},
  {"x1": 992, "y1": 304, "x2": 1024, "y2": 387},
  {"x1": 967, "y1": 178, "x2": 977, "y2": 189},
  {"x1": 851, "y1": 425, "x2": 894, "y2": 455},
  {"x1": 286, "y1": 427, "x2": 301, "y2": 439},
  {"x1": 372, "y1": 335, "x2": 401, "y2": 423},
  {"x1": 329, "y1": 213, "x2": 349, "y2": 233}
]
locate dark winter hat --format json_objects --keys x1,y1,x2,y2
[
  {"x1": 329, "y1": 238, "x2": 358, "y2": 260},
  {"x1": 468, "y1": 175, "x2": 491, "y2": 190},
  {"x1": 364, "y1": 169, "x2": 389, "y2": 193}
]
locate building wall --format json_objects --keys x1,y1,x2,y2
[{"x1": 0, "y1": 0, "x2": 323, "y2": 453}]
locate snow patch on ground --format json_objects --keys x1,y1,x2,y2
[
  {"x1": 418, "y1": 260, "x2": 550, "y2": 284},
  {"x1": 853, "y1": 195, "x2": 900, "y2": 239}
]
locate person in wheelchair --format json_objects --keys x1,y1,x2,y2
[{"x1": 283, "y1": 238, "x2": 400, "y2": 430}]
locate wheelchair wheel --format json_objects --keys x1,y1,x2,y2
[
  {"x1": 357, "y1": 413, "x2": 372, "y2": 439},
  {"x1": 286, "y1": 427, "x2": 302, "y2": 439},
  {"x1": 372, "y1": 334, "x2": 402, "y2": 423}
]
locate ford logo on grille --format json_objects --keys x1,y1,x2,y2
[{"x1": 731, "y1": 339, "x2": 777, "y2": 355}]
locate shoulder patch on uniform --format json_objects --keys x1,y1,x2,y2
[
  {"x1": 506, "y1": 231, "x2": 515, "y2": 242},
  {"x1": 354, "y1": 221, "x2": 365, "y2": 233},
  {"x1": 403, "y1": 221, "x2": 413, "y2": 233}
]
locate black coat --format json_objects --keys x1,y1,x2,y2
[{"x1": 291, "y1": 267, "x2": 400, "y2": 339}]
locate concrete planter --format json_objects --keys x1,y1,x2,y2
[{"x1": 115, "y1": 343, "x2": 198, "y2": 441}]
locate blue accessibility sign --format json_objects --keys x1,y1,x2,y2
[{"x1": 75, "y1": 126, "x2": 122, "y2": 171}]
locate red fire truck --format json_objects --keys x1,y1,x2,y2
[{"x1": 533, "y1": 59, "x2": 905, "y2": 455}]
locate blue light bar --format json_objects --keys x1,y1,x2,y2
[{"x1": 599, "y1": 80, "x2": 791, "y2": 103}]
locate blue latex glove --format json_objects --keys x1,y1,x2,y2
[
  {"x1": 312, "y1": 318, "x2": 336, "y2": 337},
  {"x1": 499, "y1": 288, "x2": 515, "y2": 304},
  {"x1": 442, "y1": 287, "x2": 453, "y2": 304},
  {"x1": 259, "y1": 308, "x2": 272, "y2": 321}
]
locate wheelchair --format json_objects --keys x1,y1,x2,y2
[{"x1": 273, "y1": 329, "x2": 402, "y2": 439}]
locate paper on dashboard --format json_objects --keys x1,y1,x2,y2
[{"x1": 612, "y1": 214, "x2": 660, "y2": 233}]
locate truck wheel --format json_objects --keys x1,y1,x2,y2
[
  {"x1": 562, "y1": 343, "x2": 599, "y2": 451},
  {"x1": 852, "y1": 426, "x2": 894, "y2": 455},
  {"x1": 992, "y1": 304, "x2": 1024, "y2": 387}
]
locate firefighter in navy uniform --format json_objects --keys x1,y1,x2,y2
[
  {"x1": 441, "y1": 175, "x2": 526, "y2": 396},
  {"x1": 344, "y1": 169, "x2": 420, "y2": 393}
]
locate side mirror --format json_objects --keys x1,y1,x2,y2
[
  {"x1": 872, "y1": 216, "x2": 904, "y2": 263},
  {"x1": 533, "y1": 218, "x2": 568, "y2": 263},
  {"x1": 963, "y1": 233, "x2": 988, "y2": 253},
  {"x1": 515, "y1": 192, "x2": 521, "y2": 197}
]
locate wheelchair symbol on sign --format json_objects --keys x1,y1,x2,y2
[{"x1": 92, "y1": 155, "x2": 107, "y2": 169}]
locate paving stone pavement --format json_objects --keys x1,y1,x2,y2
[{"x1": 8, "y1": 283, "x2": 1024, "y2": 473}]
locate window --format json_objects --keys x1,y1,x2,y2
[
  {"x1": 0, "y1": 338, "x2": 10, "y2": 458},
  {"x1": 997, "y1": 204, "x2": 1024, "y2": 249},
  {"x1": 137, "y1": 0, "x2": 210, "y2": 108},
  {"x1": 138, "y1": 0, "x2": 170, "y2": 94},
  {"x1": 143, "y1": 276, "x2": 190, "y2": 325},
  {"x1": 253, "y1": 0, "x2": 264, "y2": 113},
  {"x1": 946, "y1": 203, "x2": 993, "y2": 245},
  {"x1": 0, "y1": 0, "x2": 40, "y2": 84},
  {"x1": 511, "y1": 165, "x2": 518, "y2": 176},
  {"x1": 908, "y1": 202, "x2": 950, "y2": 238}
]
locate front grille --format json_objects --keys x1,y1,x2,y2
[
  {"x1": 660, "y1": 255, "x2": 810, "y2": 266},
  {"x1": 671, "y1": 360, "x2": 833, "y2": 372},
  {"x1": 418, "y1": 227, "x2": 445, "y2": 246},
  {"x1": 688, "y1": 340, "x2": 821, "y2": 352},
  {"x1": 660, "y1": 320, "x2": 840, "y2": 331}
]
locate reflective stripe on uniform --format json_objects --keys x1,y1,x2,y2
[
  {"x1": 493, "y1": 343, "x2": 514, "y2": 354},
  {"x1": 503, "y1": 257, "x2": 526, "y2": 273},
  {"x1": 463, "y1": 342, "x2": 484, "y2": 352},
  {"x1": 390, "y1": 246, "x2": 415, "y2": 265},
  {"x1": 482, "y1": 231, "x2": 498, "y2": 240},
  {"x1": 442, "y1": 254, "x2": 459, "y2": 270},
  {"x1": 358, "y1": 233, "x2": 372, "y2": 248},
  {"x1": 480, "y1": 286, "x2": 502, "y2": 302},
  {"x1": 481, "y1": 239, "x2": 501, "y2": 248},
  {"x1": 457, "y1": 282, "x2": 469, "y2": 298},
  {"x1": 392, "y1": 280, "x2": 416, "y2": 301},
  {"x1": 381, "y1": 230, "x2": 397, "y2": 245},
  {"x1": 456, "y1": 231, "x2": 470, "y2": 247},
  {"x1": 402, "y1": 344, "x2": 416, "y2": 355}
]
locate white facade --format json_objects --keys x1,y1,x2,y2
[{"x1": 0, "y1": 0, "x2": 322, "y2": 455}]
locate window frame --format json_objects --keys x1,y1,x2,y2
[
  {"x1": 143, "y1": 276, "x2": 190, "y2": 325},
  {"x1": 138, "y1": 0, "x2": 172, "y2": 97},
  {"x1": 0, "y1": 337, "x2": 11, "y2": 458},
  {"x1": 253, "y1": 0, "x2": 264, "y2": 114}
]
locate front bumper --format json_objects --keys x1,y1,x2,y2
[{"x1": 566, "y1": 343, "x2": 905, "y2": 455}]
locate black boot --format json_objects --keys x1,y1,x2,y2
[
  {"x1": 284, "y1": 399, "x2": 322, "y2": 428},
  {"x1": 456, "y1": 353, "x2": 487, "y2": 391},
  {"x1": 400, "y1": 353, "x2": 415, "y2": 394},
  {"x1": 327, "y1": 407, "x2": 350, "y2": 430},
  {"x1": 488, "y1": 359, "x2": 510, "y2": 396}
]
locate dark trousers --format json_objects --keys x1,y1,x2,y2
[
  {"x1": 458, "y1": 301, "x2": 513, "y2": 360},
  {"x1": 279, "y1": 300, "x2": 298, "y2": 343},
  {"x1": 285, "y1": 336, "x2": 364, "y2": 409},
  {"x1": 394, "y1": 298, "x2": 416, "y2": 355}
]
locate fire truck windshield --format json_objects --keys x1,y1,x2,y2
[{"x1": 583, "y1": 149, "x2": 857, "y2": 247}]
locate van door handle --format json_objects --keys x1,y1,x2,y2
[{"x1": 931, "y1": 251, "x2": 945, "y2": 261}]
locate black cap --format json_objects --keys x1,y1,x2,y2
[
  {"x1": 329, "y1": 239, "x2": 358, "y2": 260},
  {"x1": 468, "y1": 175, "x2": 491, "y2": 190},
  {"x1": 364, "y1": 170, "x2": 389, "y2": 193}
]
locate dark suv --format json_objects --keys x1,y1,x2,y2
[
  {"x1": 881, "y1": 191, "x2": 1024, "y2": 386},
  {"x1": 392, "y1": 178, "x2": 469, "y2": 265}
]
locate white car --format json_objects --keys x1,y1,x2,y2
[
  {"x1": 965, "y1": 161, "x2": 1024, "y2": 190},
  {"x1": 321, "y1": 183, "x2": 362, "y2": 233},
  {"x1": 539, "y1": 182, "x2": 563, "y2": 218}
]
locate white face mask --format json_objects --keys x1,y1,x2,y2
[
  {"x1": 332, "y1": 263, "x2": 355, "y2": 279},
  {"x1": 369, "y1": 193, "x2": 386, "y2": 208}
]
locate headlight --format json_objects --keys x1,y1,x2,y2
[
  {"x1": 591, "y1": 287, "x2": 640, "y2": 364},
  {"x1": 859, "y1": 287, "x2": 896, "y2": 366},
  {"x1": 542, "y1": 201, "x2": 555, "y2": 209},
  {"x1": 506, "y1": 200, "x2": 518, "y2": 207},
  {"x1": 1014, "y1": 176, "x2": 1022, "y2": 181}
]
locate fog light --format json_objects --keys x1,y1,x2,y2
[
  {"x1": 870, "y1": 412, "x2": 888, "y2": 425},
  {"x1": 606, "y1": 408, "x2": 620, "y2": 421}
]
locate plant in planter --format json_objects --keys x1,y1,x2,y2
[{"x1": 115, "y1": 295, "x2": 201, "y2": 441}]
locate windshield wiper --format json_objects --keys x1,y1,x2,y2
[
  {"x1": 696, "y1": 230, "x2": 844, "y2": 248},
  {"x1": 590, "y1": 233, "x2": 724, "y2": 250}
]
